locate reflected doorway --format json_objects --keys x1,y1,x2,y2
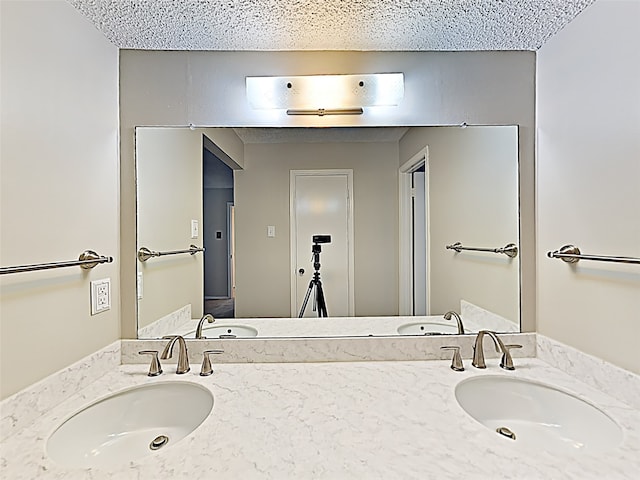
[
  {"x1": 412, "y1": 165, "x2": 427, "y2": 315},
  {"x1": 399, "y1": 147, "x2": 430, "y2": 315},
  {"x1": 203, "y1": 146, "x2": 235, "y2": 318},
  {"x1": 290, "y1": 169, "x2": 355, "y2": 317}
]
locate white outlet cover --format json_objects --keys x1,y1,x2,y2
[{"x1": 91, "y1": 278, "x2": 111, "y2": 315}]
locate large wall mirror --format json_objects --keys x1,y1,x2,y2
[{"x1": 136, "y1": 125, "x2": 520, "y2": 339}]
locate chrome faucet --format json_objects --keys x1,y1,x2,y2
[
  {"x1": 161, "y1": 335, "x2": 190, "y2": 374},
  {"x1": 472, "y1": 330, "x2": 521, "y2": 370},
  {"x1": 195, "y1": 314, "x2": 215, "y2": 339},
  {"x1": 443, "y1": 311, "x2": 465, "y2": 334}
]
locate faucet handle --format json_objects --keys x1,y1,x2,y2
[
  {"x1": 441, "y1": 346, "x2": 465, "y2": 372},
  {"x1": 200, "y1": 350, "x2": 224, "y2": 376},
  {"x1": 500, "y1": 344, "x2": 522, "y2": 370},
  {"x1": 138, "y1": 350, "x2": 163, "y2": 377}
]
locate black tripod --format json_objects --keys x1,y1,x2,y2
[{"x1": 298, "y1": 243, "x2": 329, "y2": 318}]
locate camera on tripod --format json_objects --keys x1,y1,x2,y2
[{"x1": 298, "y1": 234, "x2": 332, "y2": 318}]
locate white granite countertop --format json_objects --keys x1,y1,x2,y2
[{"x1": 2, "y1": 357, "x2": 639, "y2": 479}]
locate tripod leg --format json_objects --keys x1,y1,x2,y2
[
  {"x1": 315, "y1": 281, "x2": 328, "y2": 317},
  {"x1": 298, "y1": 280, "x2": 315, "y2": 318}
]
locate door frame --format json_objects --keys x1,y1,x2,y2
[
  {"x1": 226, "y1": 202, "x2": 235, "y2": 299},
  {"x1": 399, "y1": 147, "x2": 430, "y2": 315},
  {"x1": 289, "y1": 169, "x2": 355, "y2": 317}
]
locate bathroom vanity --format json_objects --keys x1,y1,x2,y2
[{"x1": 1, "y1": 335, "x2": 639, "y2": 479}]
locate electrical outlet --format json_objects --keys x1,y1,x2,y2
[
  {"x1": 91, "y1": 278, "x2": 111, "y2": 315},
  {"x1": 191, "y1": 219, "x2": 199, "y2": 239}
]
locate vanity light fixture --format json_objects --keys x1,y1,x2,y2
[
  {"x1": 246, "y1": 73, "x2": 404, "y2": 116},
  {"x1": 286, "y1": 108, "x2": 364, "y2": 116}
]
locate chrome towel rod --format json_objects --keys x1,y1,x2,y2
[
  {"x1": 446, "y1": 242, "x2": 518, "y2": 258},
  {"x1": 0, "y1": 250, "x2": 113, "y2": 275},
  {"x1": 547, "y1": 245, "x2": 640, "y2": 265},
  {"x1": 137, "y1": 244, "x2": 205, "y2": 262}
]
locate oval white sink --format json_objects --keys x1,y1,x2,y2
[
  {"x1": 199, "y1": 324, "x2": 258, "y2": 338},
  {"x1": 47, "y1": 382, "x2": 213, "y2": 468},
  {"x1": 455, "y1": 376, "x2": 622, "y2": 453},
  {"x1": 397, "y1": 321, "x2": 460, "y2": 335}
]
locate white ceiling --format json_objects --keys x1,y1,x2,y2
[{"x1": 68, "y1": 0, "x2": 596, "y2": 51}]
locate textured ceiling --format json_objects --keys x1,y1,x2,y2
[{"x1": 68, "y1": 0, "x2": 596, "y2": 51}]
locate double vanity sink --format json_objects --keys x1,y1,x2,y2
[
  {"x1": 2, "y1": 336, "x2": 639, "y2": 479},
  {"x1": 43, "y1": 364, "x2": 626, "y2": 471},
  {"x1": 189, "y1": 321, "x2": 460, "y2": 338},
  {"x1": 171, "y1": 313, "x2": 484, "y2": 340}
]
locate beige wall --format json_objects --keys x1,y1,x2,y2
[
  {"x1": 120, "y1": 50, "x2": 536, "y2": 336},
  {"x1": 400, "y1": 127, "x2": 520, "y2": 322},
  {"x1": 136, "y1": 128, "x2": 204, "y2": 326},
  {"x1": 0, "y1": 1, "x2": 119, "y2": 398},
  {"x1": 136, "y1": 127, "x2": 243, "y2": 328},
  {"x1": 204, "y1": 128, "x2": 245, "y2": 169},
  {"x1": 537, "y1": 0, "x2": 640, "y2": 373},
  {"x1": 235, "y1": 141, "x2": 399, "y2": 317}
]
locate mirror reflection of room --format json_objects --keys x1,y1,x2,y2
[
  {"x1": 136, "y1": 125, "x2": 519, "y2": 339},
  {"x1": 202, "y1": 148, "x2": 235, "y2": 319}
]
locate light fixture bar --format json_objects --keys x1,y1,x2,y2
[
  {"x1": 247, "y1": 73, "x2": 404, "y2": 111},
  {"x1": 286, "y1": 108, "x2": 364, "y2": 116}
]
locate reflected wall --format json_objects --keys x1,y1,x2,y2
[{"x1": 136, "y1": 125, "x2": 520, "y2": 338}]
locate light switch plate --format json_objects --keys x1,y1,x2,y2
[
  {"x1": 267, "y1": 225, "x2": 276, "y2": 237},
  {"x1": 191, "y1": 219, "x2": 199, "y2": 239},
  {"x1": 91, "y1": 278, "x2": 111, "y2": 315}
]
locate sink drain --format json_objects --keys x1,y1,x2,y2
[
  {"x1": 149, "y1": 435, "x2": 170, "y2": 450},
  {"x1": 496, "y1": 426, "x2": 516, "y2": 440}
]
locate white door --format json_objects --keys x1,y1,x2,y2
[{"x1": 290, "y1": 170, "x2": 354, "y2": 317}]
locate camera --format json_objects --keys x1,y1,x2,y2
[{"x1": 312, "y1": 235, "x2": 332, "y2": 244}]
